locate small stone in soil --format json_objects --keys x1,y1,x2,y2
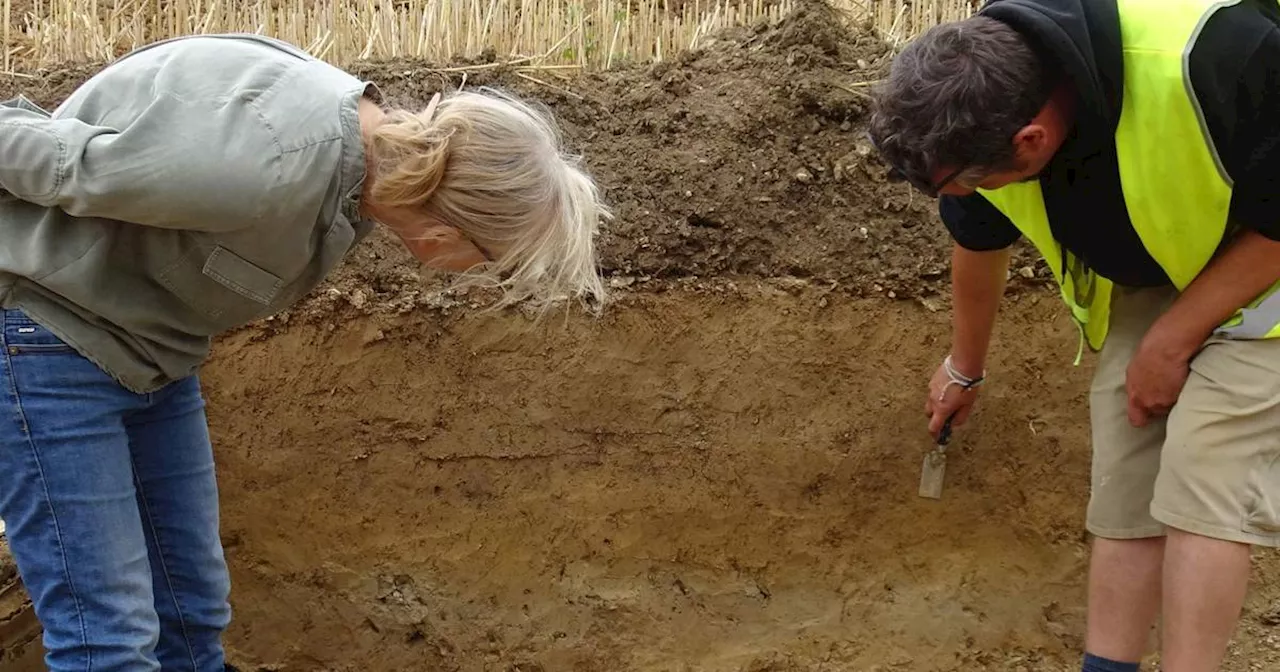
[{"x1": 1259, "y1": 603, "x2": 1280, "y2": 626}]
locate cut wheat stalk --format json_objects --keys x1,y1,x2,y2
[
  {"x1": 14, "y1": 0, "x2": 807, "y2": 70},
  {"x1": 8, "y1": 0, "x2": 979, "y2": 74},
  {"x1": 514, "y1": 70, "x2": 584, "y2": 99},
  {"x1": 4, "y1": 0, "x2": 11, "y2": 73}
]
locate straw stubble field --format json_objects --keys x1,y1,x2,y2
[{"x1": 3, "y1": 0, "x2": 1280, "y2": 670}]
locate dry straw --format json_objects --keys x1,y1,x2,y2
[
  {"x1": 8, "y1": 0, "x2": 806, "y2": 70},
  {"x1": 864, "y1": 0, "x2": 980, "y2": 48},
  {"x1": 5, "y1": 0, "x2": 982, "y2": 72},
  {"x1": 4, "y1": 0, "x2": 11, "y2": 72}
]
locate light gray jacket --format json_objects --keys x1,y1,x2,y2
[{"x1": 0, "y1": 34, "x2": 380, "y2": 392}]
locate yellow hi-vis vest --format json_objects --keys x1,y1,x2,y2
[{"x1": 977, "y1": 0, "x2": 1280, "y2": 363}]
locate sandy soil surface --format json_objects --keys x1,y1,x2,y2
[{"x1": 2, "y1": 2, "x2": 1280, "y2": 670}]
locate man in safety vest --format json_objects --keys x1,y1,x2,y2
[{"x1": 868, "y1": 0, "x2": 1280, "y2": 670}]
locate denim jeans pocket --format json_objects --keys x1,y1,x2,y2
[{"x1": 2, "y1": 310, "x2": 76, "y2": 355}]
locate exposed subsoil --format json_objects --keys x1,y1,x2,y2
[{"x1": 3, "y1": 2, "x2": 1280, "y2": 670}]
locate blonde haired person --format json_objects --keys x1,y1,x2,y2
[
  {"x1": 367, "y1": 87, "x2": 606, "y2": 307},
  {"x1": 0, "y1": 33, "x2": 605, "y2": 672}
]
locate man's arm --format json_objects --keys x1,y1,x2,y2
[
  {"x1": 1126, "y1": 16, "x2": 1280, "y2": 425},
  {"x1": 1126, "y1": 230, "x2": 1280, "y2": 425},
  {"x1": 938, "y1": 193, "x2": 1019, "y2": 375},
  {"x1": 1185, "y1": 7, "x2": 1280, "y2": 334},
  {"x1": 926, "y1": 243, "x2": 1011, "y2": 435},
  {"x1": 1146, "y1": 230, "x2": 1280, "y2": 358},
  {"x1": 950, "y1": 243, "x2": 1012, "y2": 376},
  {"x1": 926, "y1": 194, "x2": 1019, "y2": 436}
]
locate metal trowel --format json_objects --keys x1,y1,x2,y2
[{"x1": 918, "y1": 414, "x2": 956, "y2": 499}]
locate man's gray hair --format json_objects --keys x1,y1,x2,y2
[{"x1": 867, "y1": 16, "x2": 1058, "y2": 187}]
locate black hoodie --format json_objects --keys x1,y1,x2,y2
[{"x1": 938, "y1": 0, "x2": 1280, "y2": 288}]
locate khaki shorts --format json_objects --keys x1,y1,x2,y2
[{"x1": 1088, "y1": 285, "x2": 1280, "y2": 546}]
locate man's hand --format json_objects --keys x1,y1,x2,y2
[
  {"x1": 925, "y1": 358, "x2": 983, "y2": 439},
  {"x1": 1123, "y1": 229, "x2": 1280, "y2": 427},
  {"x1": 1125, "y1": 325, "x2": 1195, "y2": 427}
]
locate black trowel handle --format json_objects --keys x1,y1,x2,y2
[{"x1": 937, "y1": 413, "x2": 956, "y2": 446}]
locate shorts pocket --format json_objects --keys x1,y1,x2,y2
[{"x1": 1243, "y1": 450, "x2": 1280, "y2": 535}]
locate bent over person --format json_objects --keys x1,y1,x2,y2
[
  {"x1": 0, "y1": 33, "x2": 606, "y2": 671},
  {"x1": 868, "y1": 0, "x2": 1280, "y2": 670}
]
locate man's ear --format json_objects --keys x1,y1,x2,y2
[{"x1": 1011, "y1": 124, "x2": 1049, "y2": 157}]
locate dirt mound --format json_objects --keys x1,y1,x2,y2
[{"x1": 328, "y1": 0, "x2": 1047, "y2": 319}]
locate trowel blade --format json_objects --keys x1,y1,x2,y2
[
  {"x1": 918, "y1": 447, "x2": 947, "y2": 499},
  {"x1": 918, "y1": 415, "x2": 955, "y2": 499}
]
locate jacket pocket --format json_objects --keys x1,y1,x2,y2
[
  {"x1": 201, "y1": 246, "x2": 282, "y2": 305},
  {"x1": 158, "y1": 240, "x2": 285, "y2": 328}
]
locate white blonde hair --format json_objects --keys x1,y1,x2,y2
[{"x1": 368, "y1": 86, "x2": 608, "y2": 314}]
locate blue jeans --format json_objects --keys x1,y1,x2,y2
[{"x1": 0, "y1": 308, "x2": 231, "y2": 671}]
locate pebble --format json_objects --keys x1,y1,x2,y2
[
  {"x1": 794, "y1": 168, "x2": 813, "y2": 183},
  {"x1": 349, "y1": 289, "x2": 367, "y2": 309}
]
